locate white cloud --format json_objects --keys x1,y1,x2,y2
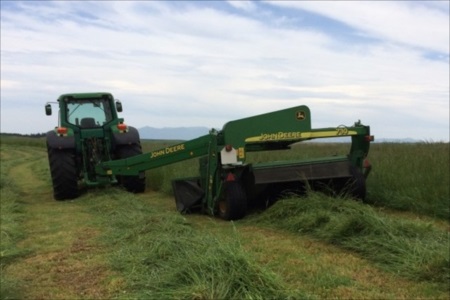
[
  {"x1": 0, "y1": 79, "x2": 20, "y2": 89},
  {"x1": 267, "y1": 1, "x2": 449, "y2": 54},
  {"x1": 226, "y1": 0, "x2": 258, "y2": 12}
]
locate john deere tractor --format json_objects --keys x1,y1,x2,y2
[
  {"x1": 45, "y1": 91, "x2": 374, "y2": 220},
  {"x1": 45, "y1": 92, "x2": 145, "y2": 200}
]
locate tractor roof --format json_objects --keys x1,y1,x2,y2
[{"x1": 57, "y1": 92, "x2": 113, "y2": 101}]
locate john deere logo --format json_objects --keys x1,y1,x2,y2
[{"x1": 296, "y1": 111, "x2": 306, "y2": 120}]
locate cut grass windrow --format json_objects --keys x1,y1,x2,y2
[
  {"x1": 82, "y1": 190, "x2": 311, "y2": 299},
  {"x1": 0, "y1": 147, "x2": 39, "y2": 299},
  {"x1": 247, "y1": 191, "x2": 450, "y2": 289}
]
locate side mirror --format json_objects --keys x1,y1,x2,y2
[
  {"x1": 116, "y1": 101, "x2": 123, "y2": 112},
  {"x1": 45, "y1": 104, "x2": 52, "y2": 116}
]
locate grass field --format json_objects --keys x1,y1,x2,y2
[{"x1": 1, "y1": 135, "x2": 449, "y2": 299}]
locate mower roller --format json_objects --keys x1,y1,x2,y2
[{"x1": 45, "y1": 92, "x2": 373, "y2": 220}]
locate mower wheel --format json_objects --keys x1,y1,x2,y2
[
  {"x1": 218, "y1": 181, "x2": 247, "y2": 220},
  {"x1": 347, "y1": 166, "x2": 366, "y2": 201},
  {"x1": 115, "y1": 143, "x2": 146, "y2": 193},
  {"x1": 47, "y1": 146, "x2": 79, "y2": 200}
]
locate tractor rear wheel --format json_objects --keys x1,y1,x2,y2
[
  {"x1": 47, "y1": 146, "x2": 79, "y2": 200},
  {"x1": 218, "y1": 181, "x2": 247, "y2": 220},
  {"x1": 115, "y1": 143, "x2": 146, "y2": 193}
]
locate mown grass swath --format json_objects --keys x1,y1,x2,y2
[
  {"x1": 83, "y1": 190, "x2": 308, "y2": 299},
  {"x1": 142, "y1": 138, "x2": 450, "y2": 289},
  {"x1": 247, "y1": 191, "x2": 449, "y2": 287},
  {"x1": 0, "y1": 145, "x2": 29, "y2": 299}
]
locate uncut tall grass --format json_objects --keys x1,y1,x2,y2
[
  {"x1": 367, "y1": 142, "x2": 449, "y2": 219},
  {"x1": 0, "y1": 135, "x2": 46, "y2": 148},
  {"x1": 141, "y1": 140, "x2": 199, "y2": 194}
]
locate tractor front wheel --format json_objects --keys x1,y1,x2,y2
[
  {"x1": 47, "y1": 146, "x2": 79, "y2": 200},
  {"x1": 218, "y1": 181, "x2": 247, "y2": 220},
  {"x1": 115, "y1": 143, "x2": 146, "y2": 193}
]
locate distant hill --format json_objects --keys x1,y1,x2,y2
[
  {"x1": 138, "y1": 126, "x2": 210, "y2": 140},
  {"x1": 137, "y1": 126, "x2": 424, "y2": 143},
  {"x1": 374, "y1": 138, "x2": 421, "y2": 143},
  {"x1": 310, "y1": 137, "x2": 421, "y2": 143}
]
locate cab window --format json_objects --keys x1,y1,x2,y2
[{"x1": 66, "y1": 99, "x2": 113, "y2": 128}]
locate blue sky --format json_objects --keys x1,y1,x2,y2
[{"x1": 1, "y1": 1, "x2": 449, "y2": 141}]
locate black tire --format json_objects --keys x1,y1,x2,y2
[
  {"x1": 115, "y1": 144, "x2": 146, "y2": 193},
  {"x1": 218, "y1": 181, "x2": 247, "y2": 220},
  {"x1": 346, "y1": 166, "x2": 366, "y2": 201},
  {"x1": 47, "y1": 146, "x2": 79, "y2": 200}
]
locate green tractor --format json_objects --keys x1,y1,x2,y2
[{"x1": 45, "y1": 92, "x2": 145, "y2": 200}]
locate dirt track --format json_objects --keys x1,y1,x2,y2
[{"x1": 4, "y1": 146, "x2": 114, "y2": 299}]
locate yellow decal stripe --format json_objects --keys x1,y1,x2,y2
[{"x1": 245, "y1": 130, "x2": 358, "y2": 143}]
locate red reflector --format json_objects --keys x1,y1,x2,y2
[
  {"x1": 225, "y1": 172, "x2": 235, "y2": 182},
  {"x1": 363, "y1": 159, "x2": 371, "y2": 168},
  {"x1": 57, "y1": 127, "x2": 68, "y2": 134},
  {"x1": 225, "y1": 144, "x2": 233, "y2": 152},
  {"x1": 365, "y1": 135, "x2": 374, "y2": 142},
  {"x1": 117, "y1": 123, "x2": 127, "y2": 131}
]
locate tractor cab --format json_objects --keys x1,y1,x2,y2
[{"x1": 46, "y1": 93, "x2": 123, "y2": 130}]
